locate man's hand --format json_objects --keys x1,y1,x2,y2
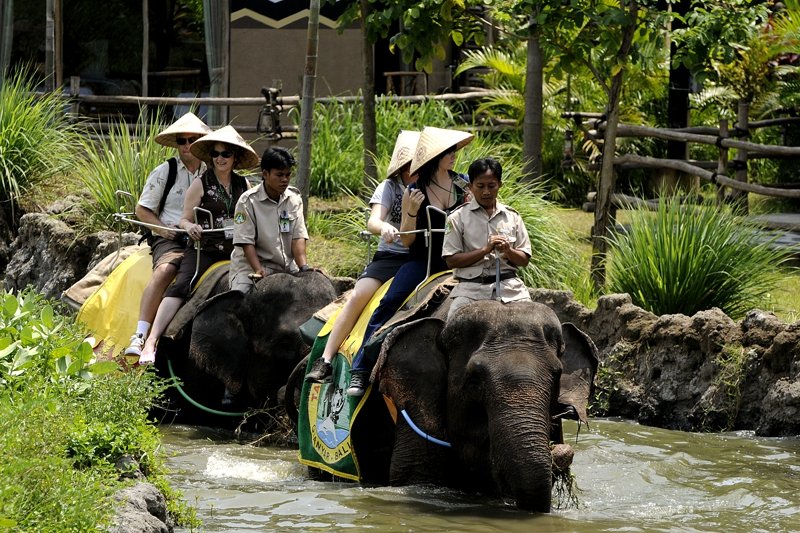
[{"x1": 155, "y1": 225, "x2": 178, "y2": 241}]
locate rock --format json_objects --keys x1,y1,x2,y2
[
  {"x1": 2, "y1": 213, "x2": 138, "y2": 299},
  {"x1": 108, "y1": 482, "x2": 173, "y2": 533}
]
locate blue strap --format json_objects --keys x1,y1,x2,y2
[{"x1": 400, "y1": 409, "x2": 452, "y2": 448}]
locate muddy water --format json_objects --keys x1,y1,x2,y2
[{"x1": 163, "y1": 419, "x2": 800, "y2": 532}]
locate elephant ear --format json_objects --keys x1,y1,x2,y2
[
  {"x1": 189, "y1": 290, "x2": 249, "y2": 394},
  {"x1": 556, "y1": 322, "x2": 599, "y2": 424},
  {"x1": 374, "y1": 317, "x2": 449, "y2": 485}
]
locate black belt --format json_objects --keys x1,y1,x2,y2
[{"x1": 457, "y1": 271, "x2": 517, "y2": 284}]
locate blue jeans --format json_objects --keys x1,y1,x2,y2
[{"x1": 350, "y1": 259, "x2": 438, "y2": 374}]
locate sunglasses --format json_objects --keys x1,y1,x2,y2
[
  {"x1": 176, "y1": 136, "x2": 199, "y2": 145},
  {"x1": 210, "y1": 150, "x2": 234, "y2": 159}
]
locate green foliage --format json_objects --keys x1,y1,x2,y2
[
  {"x1": 673, "y1": 0, "x2": 772, "y2": 87},
  {"x1": 0, "y1": 69, "x2": 82, "y2": 210},
  {"x1": 340, "y1": 0, "x2": 486, "y2": 72},
  {"x1": 297, "y1": 97, "x2": 459, "y2": 198},
  {"x1": 0, "y1": 289, "x2": 196, "y2": 530},
  {"x1": 77, "y1": 108, "x2": 172, "y2": 232},
  {"x1": 607, "y1": 196, "x2": 795, "y2": 319}
]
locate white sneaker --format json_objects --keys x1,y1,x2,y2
[{"x1": 124, "y1": 334, "x2": 144, "y2": 356}]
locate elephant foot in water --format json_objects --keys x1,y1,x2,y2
[{"x1": 551, "y1": 443, "x2": 574, "y2": 474}]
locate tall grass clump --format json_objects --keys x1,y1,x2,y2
[
  {"x1": 78, "y1": 108, "x2": 171, "y2": 231},
  {"x1": 0, "y1": 289, "x2": 196, "y2": 530},
  {"x1": 0, "y1": 69, "x2": 82, "y2": 213},
  {"x1": 606, "y1": 196, "x2": 795, "y2": 319}
]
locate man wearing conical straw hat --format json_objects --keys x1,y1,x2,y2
[
  {"x1": 305, "y1": 130, "x2": 421, "y2": 383},
  {"x1": 124, "y1": 112, "x2": 211, "y2": 360},
  {"x1": 344, "y1": 126, "x2": 473, "y2": 396}
]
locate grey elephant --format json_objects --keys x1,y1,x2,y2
[
  {"x1": 161, "y1": 270, "x2": 337, "y2": 420},
  {"x1": 366, "y1": 298, "x2": 598, "y2": 512}
]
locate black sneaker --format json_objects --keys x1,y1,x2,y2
[
  {"x1": 305, "y1": 358, "x2": 333, "y2": 383},
  {"x1": 346, "y1": 372, "x2": 369, "y2": 397}
]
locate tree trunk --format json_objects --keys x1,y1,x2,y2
[
  {"x1": 591, "y1": 0, "x2": 639, "y2": 289},
  {"x1": 360, "y1": 0, "x2": 378, "y2": 187},
  {"x1": 522, "y1": 20, "x2": 543, "y2": 180},
  {"x1": 296, "y1": 0, "x2": 321, "y2": 220}
]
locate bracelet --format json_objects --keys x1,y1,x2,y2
[{"x1": 407, "y1": 212, "x2": 417, "y2": 218}]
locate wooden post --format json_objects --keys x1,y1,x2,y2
[
  {"x1": 715, "y1": 118, "x2": 728, "y2": 205},
  {"x1": 142, "y1": 0, "x2": 149, "y2": 105},
  {"x1": 45, "y1": 0, "x2": 54, "y2": 91},
  {"x1": 54, "y1": 0, "x2": 62, "y2": 88},
  {"x1": 360, "y1": 0, "x2": 378, "y2": 186},
  {"x1": 296, "y1": 0, "x2": 320, "y2": 221},
  {"x1": 731, "y1": 99, "x2": 750, "y2": 213},
  {"x1": 69, "y1": 75, "x2": 80, "y2": 117},
  {"x1": 0, "y1": 0, "x2": 12, "y2": 84}
]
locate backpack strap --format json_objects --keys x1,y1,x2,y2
[{"x1": 157, "y1": 157, "x2": 178, "y2": 215}]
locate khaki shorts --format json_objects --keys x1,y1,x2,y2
[{"x1": 150, "y1": 236, "x2": 186, "y2": 269}]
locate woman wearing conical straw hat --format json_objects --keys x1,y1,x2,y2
[
  {"x1": 305, "y1": 130, "x2": 421, "y2": 383},
  {"x1": 345, "y1": 126, "x2": 474, "y2": 396},
  {"x1": 138, "y1": 125, "x2": 259, "y2": 364}
]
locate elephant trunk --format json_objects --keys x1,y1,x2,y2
[{"x1": 485, "y1": 384, "x2": 555, "y2": 512}]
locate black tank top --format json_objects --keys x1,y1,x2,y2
[{"x1": 197, "y1": 169, "x2": 247, "y2": 254}]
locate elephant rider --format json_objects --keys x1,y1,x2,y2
[
  {"x1": 442, "y1": 157, "x2": 532, "y2": 320},
  {"x1": 229, "y1": 146, "x2": 310, "y2": 293},
  {"x1": 305, "y1": 130, "x2": 421, "y2": 383},
  {"x1": 345, "y1": 126, "x2": 474, "y2": 397},
  {"x1": 138, "y1": 126, "x2": 258, "y2": 364},
  {"x1": 124, "y1": 112, "x2": 211, "y2": 359}
]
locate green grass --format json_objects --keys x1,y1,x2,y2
[{"x1": 0, "y1": 69, "x2": 83, "y2": 213}]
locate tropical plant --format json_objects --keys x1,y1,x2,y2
[
  {"x1": 0, "y1": 69, "x2": 82, "y2": 216},
  {"x1": 77, "y1": 108, "x2": 172, "y2": 232},
  {"x1": 606, "y1": 196, "x2": 795, "y2": 319}
]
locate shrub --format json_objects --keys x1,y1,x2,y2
[
  {"x1": 606, "y1": 196, "x2": 795, "y2": 318},
  {"x1": 0, "y1": 289, "x2": 196, "y2": 530},
  {"x1": 0, "y1": 69, "x2": 82, "y2": 214}
]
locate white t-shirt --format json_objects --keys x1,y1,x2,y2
[
  {"x1": 369, "y1": 178, "x2": 408, "y2": 255},
  {"x1": 137, "y1": 158, "x2": 205, "y2": 226}
]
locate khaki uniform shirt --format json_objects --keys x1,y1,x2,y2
[
  {"x1": 137, "y1": 158, "x2": 205, "y2": 226},
  {"x1": 230, "y1": 184, "x2": 308, "y2": 286},
  {"x1": 442, "y1": 199, "x2": 532, "y2": 303}
]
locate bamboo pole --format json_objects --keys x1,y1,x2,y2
[
  {"x1": 731, "y1": 100, "x2": 750, "y2": 213},
  {"x1": 0, "y1": 0, "x2": 12, "y2": 84},
  {"x1": 296, "y1": 0, "x2": 320, "y2": 220}
]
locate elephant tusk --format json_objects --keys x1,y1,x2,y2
[{"x1": 400, "y1": 409, "x2": 452, "y2": 448}]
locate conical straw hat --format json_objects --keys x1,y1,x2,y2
[
  {"x1": 154, "y1": 112, "x2": 212, "y2": 148},
  {"x1": 386, "y1": 130, "x2": 421, "y2": 179},
  {"x1": 409, "y1": 126, "x2": 474, "y2": 176},
  {"x1": 189, "y1": 125, "x2": 261, "y2": 170}
]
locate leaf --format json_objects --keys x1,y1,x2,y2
[
  {"x1": 41, "y1": 304, "x2": 54, "y2": 329},
  {"x1": 3, "y1": 294, "x2": 17, "y2": 319},
  {"x1": 88, "y1": 360, "x2": 121, "y2": 375},
  {"x1": 451, "y1": 30, "x2": 464, "y2": 46}
]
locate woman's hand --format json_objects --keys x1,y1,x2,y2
[
  {"x1": 380, "y1": 222, "x2": 398, "y2": 244},
  {"x1": 402, "y1": 187, "x2": 424, "y2": 217},
  {"x1": 185, "y1": 223, "x2": 204, "y2": 242}
]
